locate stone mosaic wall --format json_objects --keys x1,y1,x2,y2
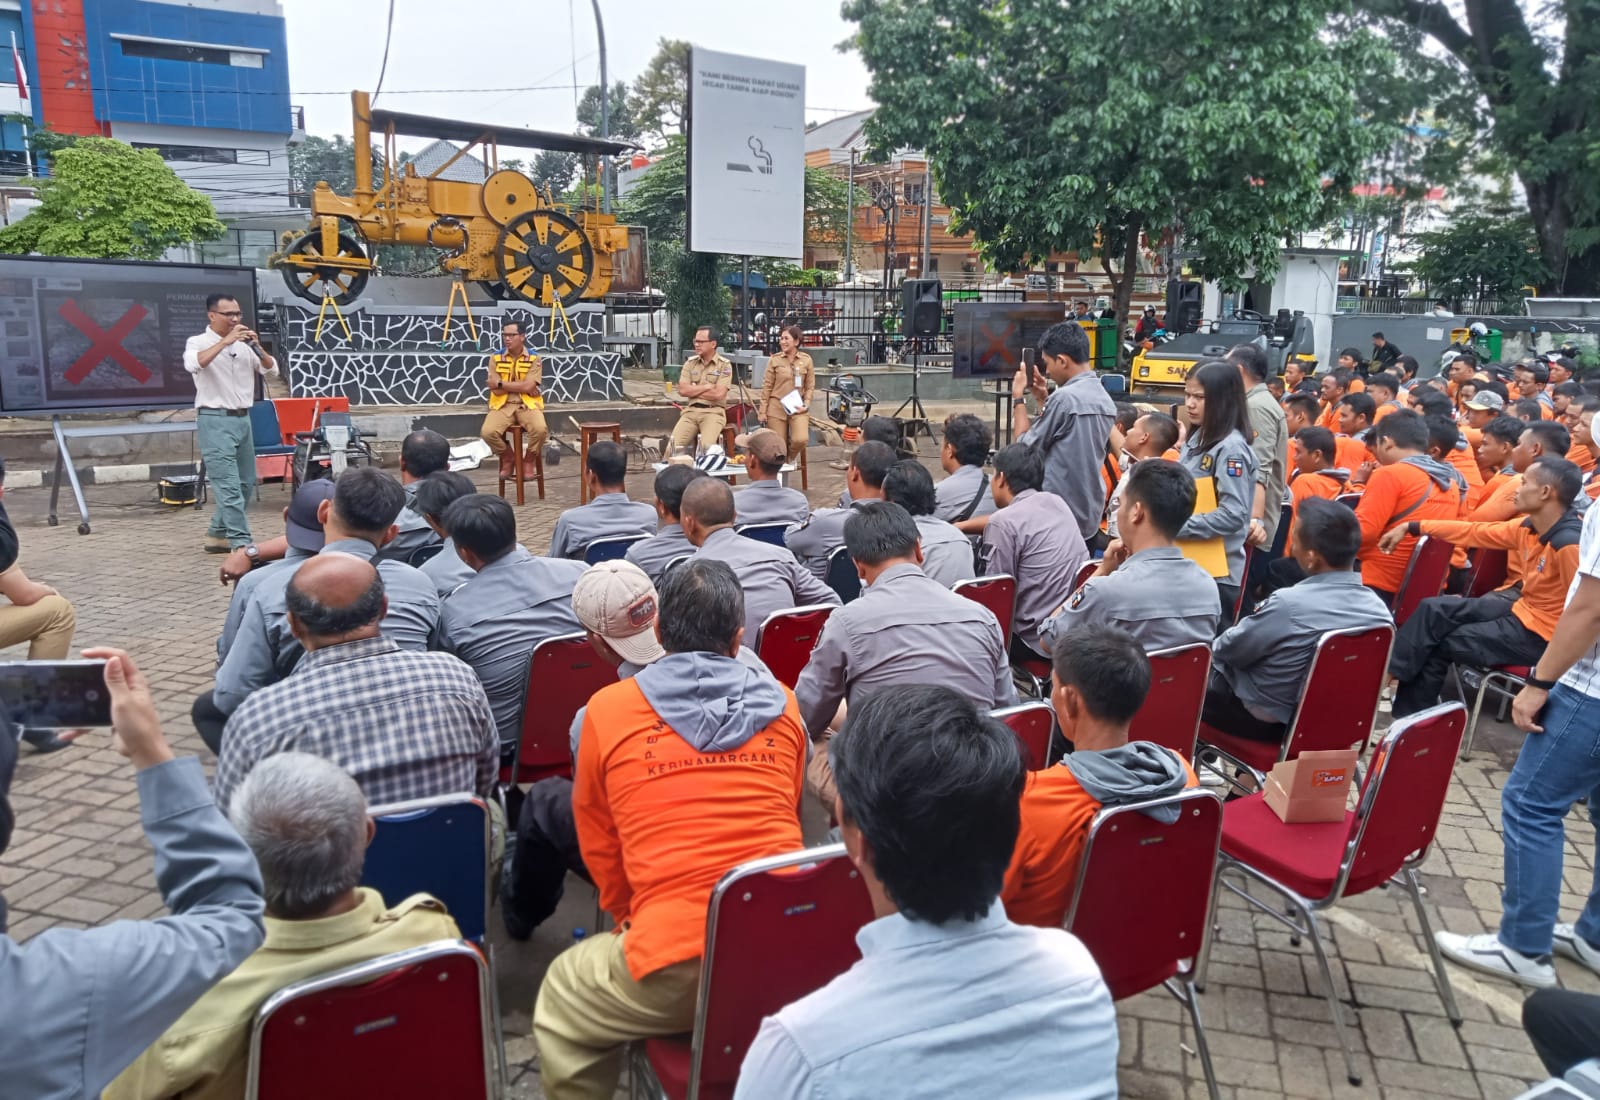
[{"x1": 277, "y1": 301, "x2": 621, "y2": 405}]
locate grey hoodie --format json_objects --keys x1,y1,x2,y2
[
  {"x1": 1399, "y1": 454, "x2": 1467, "y2": 502},
  {"x1": 634, "y1": 651, "x2": 791, "y2": 753},
  {"x1": 1059, "y1": 742, "x2": 1191, "y2": 824}
]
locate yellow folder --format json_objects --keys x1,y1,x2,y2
[{"x1": 1178, "y1": 476, "x2": 1230, "y2": 578}]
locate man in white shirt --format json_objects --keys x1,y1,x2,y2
[
  {"x1": 183, "y1": 294, "x2": 278, "y2": 553},
  {"x1": 734, "y1": 685, "x2": 1117, "y2": 1099}
]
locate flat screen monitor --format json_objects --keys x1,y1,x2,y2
[
  {"x1": 951, "y1": 302, "x2": 1068, "y2": 379},
  {"x1": 0, "y1": 256, "x2": 257, "y2": 414}
]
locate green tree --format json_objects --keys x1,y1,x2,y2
[
  {"x1": 1396, "y1": 204, "x2": 1549, "y2": 308},
  {"x1": 2, "y1": 117, "x2": 78, "y2": 174},
  {"x1": 843, "y1": 0, "x2": 1393, "y2": 349},
  {"x1": 630, "y1": 38, "x2": 689, "y2": 148},
  {"x1": 0, "y1": 137, "x2": 224, "y2": 259},
  {"x1": 1356, "y1": 0, "x2": 1599, "y2": 295},
  {"x1": 287, "y1": 134, "x2": 384, "y2": 207}
]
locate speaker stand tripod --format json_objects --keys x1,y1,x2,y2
[{"x1": 893, "y1": 341, "x2": 933, "y2": 445}]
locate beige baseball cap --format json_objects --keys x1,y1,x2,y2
[
  {"x1": 733, "y1": 427, "x2": 787, "y2": 465},
  {"x1": 572, "y1": 560, "x2": 666, "y2": 666}
]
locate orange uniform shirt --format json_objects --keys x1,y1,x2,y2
[
  {"x1": 1334, "y1": 434, "x2": 1373, "y2": 474},
  {"x1": 1469, "y1": 472, "x2": 1524, "y2": 585},
  {"x1": 1285, "y1": 469, "x2": 1347, "y2": 553},
  {"x1": 1002, "y1": 756, "x2": 1199, "y2": 929},
  {"x1": 1373, "y1": 400, "x2": 1401, "y2": 421},
  {"x1": 1354, "y1": 462, "x2": 1464, "y2": 593},
  {"x1": 1569, "y1": 444, "x2": 1596, "y2": 474},
  {"x1": 1411, "y1": 513, "x2": 1584, "y2": 640},
  {"x1": 575, "y1": 677, "x2": 807, "y2": 980},
  {"x1": 1317, "y1": 403, "x2": 1341, "y2": 433}
]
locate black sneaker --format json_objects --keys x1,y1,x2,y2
[{"x1": 21, "y1": 729, "x2": 71, "y2": 754}]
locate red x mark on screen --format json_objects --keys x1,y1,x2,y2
[
  {"x1": 979, "y1": 321, "x2": 1019, "y2": 372},
  {"x1": 59, "y1": 300, "x2": 153, "y2": 385}
]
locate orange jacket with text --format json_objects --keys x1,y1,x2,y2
[
  {"x1": 1354, "y1": 461, "x2": 1464, "y2": 593},
  {"x1": 1001, "y1": 752, "x2": 1198, "y2": 929},
  {"x1": 1285, "y1": 470, "x2": 1348, "y2": 554},
  {"x1": 1410, "y1": 511, "x2": 1584, "y2": 640},
  {"x1": 575, "y1": 667, "x2": 806, "y2": 980}
]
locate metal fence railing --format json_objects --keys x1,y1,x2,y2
[
  {"x1": 730, "y1": 284, "x2": 1026, "y2": 362},
  {"x1": 1337, "y1": 295, "x2": 1527, "y2": 317}
]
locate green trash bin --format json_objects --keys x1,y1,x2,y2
[
  {"x1": 1093, "y1": 317, "x2": 1119, "y2": 372},
  {"x1": 1483, "y1": 328, "x2": 1503, "y2": 361}
]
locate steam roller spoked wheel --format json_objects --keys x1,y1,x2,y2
[
  {"x1": 278, "y1": 230, "x2": 371, "y2": 306},
  {"x1": 493, "y1": 208, "x2": 594, "y2": 307}
]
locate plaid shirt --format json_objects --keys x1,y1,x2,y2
[{"x1": 215, "y1": 635, "x2": 498, "y2": 813}]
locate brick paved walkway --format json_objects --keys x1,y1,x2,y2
[{"x1": 1, "y1": 438, "x2": 1591, "y2": 1099}]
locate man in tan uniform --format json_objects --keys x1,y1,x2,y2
[
  {"x1": 479, "y1": 320, "x2": 548, "y2": 480},
  {"x1": 672, "y1": 324, "x2": 733, "y2": 455}
]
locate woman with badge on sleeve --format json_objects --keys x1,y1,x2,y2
[
  {"x1": 760, "y1": 325, "x2": 816, "y2": 462},
  {"x1": 1178, "y1": 360, "x2": 1258, "y2": 619}
]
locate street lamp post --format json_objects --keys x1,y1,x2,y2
[
  {"x1": 590, "y1": 0, "x2": 610, "y2": 213},
  {"x1": 843, "y1": 147, "x2": 857, "y2": 282}
]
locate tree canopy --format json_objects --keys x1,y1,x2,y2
[
  {"x1": 0, "y1": 137, "x2": 224, "y2": 260},
  {"x1": 630, "y1": 38, "x2": 689, "y2": 148},
  {"x1": 843, "y1": 0, "x2": 1394, "y2": 330},
  {"x1": 1397, "y1": 202, "x2": 1549, "y2": 308}
]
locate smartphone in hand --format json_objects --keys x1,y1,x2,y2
[{"x1": 0, "y1": 660, "x2": 111, "y2": 731}]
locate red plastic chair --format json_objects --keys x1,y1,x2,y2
[
  {"x1": 1067, "y1": 788, "x2": 1224, "y2": 1100},
  {"x1": 505, "y1": 632, "x2": 617, "y2": 787},
  {"x1": 954, "y1": 573, "x2": 1016, "y2": 642},
  {"x1": 1199, "y1": 624, "x2": 1394, "y2": 779},
  {"x1": 1129, "y1": 644, "x2": 1211, "y2": 760},
  {"x1": 1072, "y1": 559, "x2": 1099, "y2": 593},
  {"x1": 1205, "y1": 702, "x2": 1467, "y2": 1087},
  {"x1": 246, "y1": 939, "x2": 496, "y2": 1099},
  {"x1": 630, "y1": 845, "x2": 874, "y2": 1100},
  {"x1": 755, "y1": 604, "x2": 836, "y2": 690},
  {"x1": 1464, "y1": 547, "x2": 1509, "y2": 598},
  {"x1": 1391, "y1": 534, "x2": 1454, "y2": 627},
  {"x1": 992, "y1": 701, "x2": 1056, "y2": 770}
]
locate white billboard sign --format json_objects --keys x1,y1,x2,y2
[{"x1": 687, "y1": 46, "x2": 805, "y2": 259}]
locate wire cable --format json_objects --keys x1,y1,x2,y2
[{"x1": 372, "y1": 0, "x2": 397, "y2": 104}]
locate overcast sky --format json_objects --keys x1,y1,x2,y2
[{"x1": 280, "y1": 0, "x2": 875, "y2": 147}]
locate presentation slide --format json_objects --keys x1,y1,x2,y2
[
  {"x1": 0, "y1": 257, "x2": 256, "y2": 414},
  {"x1": 952, "y1": 302, "x2": 1069, "y2": 379}
]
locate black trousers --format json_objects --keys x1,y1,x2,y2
[
  {"x1": 1389, "y1": 592, "x2": 1543, "y2": 718},
  {"x1": 1524, "y1": 988, "x2": 1600, "y2": 1077},
  {"x1": 1201, "y1": 683, "x2": 1287, "y2": 744},
  {"x1": 1215, "y1": 582, "x2": 1241, "y2": 630},
  {"x1": 191, "y1": 692, "x2": 228, "y2": 755},
  {"x1": 501, "y1": 777, "x2": 590, "y2": 940},
  {"x1": 1265, "y1": 556, "x2": 1306, "y2": 595}
]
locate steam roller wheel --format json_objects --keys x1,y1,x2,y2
[
  {"x1": 279, "y1": 231, "x2": 371, "y2": 305},
  {"x1": 493, "y1": 208, "x2": 594, "y2": 307}
]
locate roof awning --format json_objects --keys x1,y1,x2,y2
[{"x1": 367, "y1": 106, "x2": 638, "y2": 156}]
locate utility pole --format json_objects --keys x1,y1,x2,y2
[
  {"x1": 920, "y1": 160, "x2": 932, "y2": 276},
  {"x1": 590, "y1": 0, "x2": 610, "y2": 213},
  {"x1": 843, "y1": 147, "x2": 857, "y2": 281}
]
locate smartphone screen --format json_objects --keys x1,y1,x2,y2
[{"x1": 0, "y1": 661, "x2": 110, "y2": 730}]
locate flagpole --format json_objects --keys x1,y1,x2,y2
[{"x1": 10, "y1": 31, "x2": 31, "y2": 176}]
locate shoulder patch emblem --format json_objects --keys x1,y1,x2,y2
[
  {"x1": 1069, "y1": 584, "x2": 1089, "y2": 609},
  {"x1": 1199, "y1": 453, "x2": 1215, "y2": 473},
  {"x1": 1225, "y1": 458, "x2": 1245, "y2": 478}
]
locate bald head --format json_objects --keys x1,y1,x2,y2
[
  {"x1": 679, "y1": 476, "x2": 737, "y2": 546},
  {"x1": 285, "y1": 554, "x2": 387, "y2": 649}
]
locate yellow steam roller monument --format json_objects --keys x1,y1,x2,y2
[{"x1": 274, "y1": 91, "x2": 639, "y2": 309}]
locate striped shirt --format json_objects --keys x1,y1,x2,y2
[
  {"x1": 1560, "y1": 502, "x2": 1600, "y2": 699},
  {"x1": 214, "y1": 635, "x2": 498, "y2": 813}
]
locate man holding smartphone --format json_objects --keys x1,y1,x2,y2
[
  {"x1": 0, "y1": 456, "x2": 77, "y2": 753},
  {"x1": 183, "y1": 294, "x2": 278, "y2": 555}
]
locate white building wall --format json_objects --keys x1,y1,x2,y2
[{"x1": 108, "y1": 120, "x2": 293, "y2": 218}]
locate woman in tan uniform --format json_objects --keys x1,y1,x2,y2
[{"x1": 760, "y1": 324, "x2": 816, "y2": 461}]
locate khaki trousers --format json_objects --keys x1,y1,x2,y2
[
  {"x1": 766, "y1": 409, "x2": 810, "y2": 460},
  {"x1": 480, "y1": 404, "x2": 549, "y2": 453},
  {"x1": 533, "y1": 931, "x2": 699, "y2": 1099},
  {"x1": 0, "y1": 593, "x2": 75, "y2": 659},
  {"x1": 671, "y1": 406, "x2": 726, "y2": 453}
]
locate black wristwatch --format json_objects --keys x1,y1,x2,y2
[{"x1": 1524, "y1": 673, "x2": 1558, "y2": 691}]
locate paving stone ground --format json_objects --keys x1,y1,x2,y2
[{"x1": 2, "y1": 432, "x2": 1592, "y2": 1100}]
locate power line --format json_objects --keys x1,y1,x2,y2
[{"x1": 371, "y1": 0, "x2": 397, "y2": 103}]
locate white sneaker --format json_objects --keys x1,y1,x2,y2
[
  {"x1": 1435, "y1": 931, "x2": 1556, "y2": 989},
  {"x1": 1553, "y1": 924, "x2": 1600, "y2": 977}
]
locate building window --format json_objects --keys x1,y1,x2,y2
[
  {"x1": 113, "y1": 35, "x2": 266, "y2": 69},
  {"x1": 133, "y1": 143, "x2": 237, "y2": 164}
]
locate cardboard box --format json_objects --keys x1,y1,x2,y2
[{"x1": 1264, "y1": 748, "x2": 1358, "y2": 824}]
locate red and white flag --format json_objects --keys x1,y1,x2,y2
[{"x1": 11, "y1": 32, "x2": 28, "y2": 101}]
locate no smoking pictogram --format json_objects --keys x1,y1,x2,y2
[{"x1": 58, "y1": 300, "x2": 154, "y2": 385}]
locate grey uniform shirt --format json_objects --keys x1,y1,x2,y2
[
  {"x1": 625, "y1": 523, "x2": 696, "y2": 583},
  {"x1": 1212, "y1": 570, "x2": 1393, "y2": 724},
  {"x1": 794, "y1": 563, "x2": 1015, "y2": 737},
  {"x1": 787, "y1": 499, "x2": 871, "y2": 577},
  {"x1": 1037, "y1": 547, "x2": 1220, "y2": 654},
  {"x1": 735, "y1": 478, "x2": 812, "y2": 527},
  {"x1": 933, "y1": 464, "x2": 996, "y2": 522},
  {"x1": 694, "y1": 526, "x2": 841, "y2": 641},
  {"x1": 1017, "y1": 371, "x2": 1117, "y2": 538},
  {"x1": 1245, "y1": 383, "x2": 1289, "y2": 545},
  {"x1": 913, "y1": 514, "x2": 977, "y2": 588},
  {"x1": 376, "y1": 481, "x2": 442, "y2": 563},
  {"x1": 0, "y1": 758, "x2": 265, "y2": 1100},
  {"x1": 214, "y1": 538, "x2": 442, "y2": 713},
  {"x1": 1178, "y1": 430, "x2": 1258, "y2": 586},
  {"x1": 218, "y1": 547, "x2": 314, "y2": 662},
  {"x1": 548, "y1": 492, "x2": 658, "y2": 559},
  {"x1": 982, "y1": 489, "x2": 1090, "y2": 654},
  {"x1": 419, "y1": 536, "x2": 476, "y2": 598},
  {"x1": 436, "y1": 547, "x2": 587, "y2": 743}
]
